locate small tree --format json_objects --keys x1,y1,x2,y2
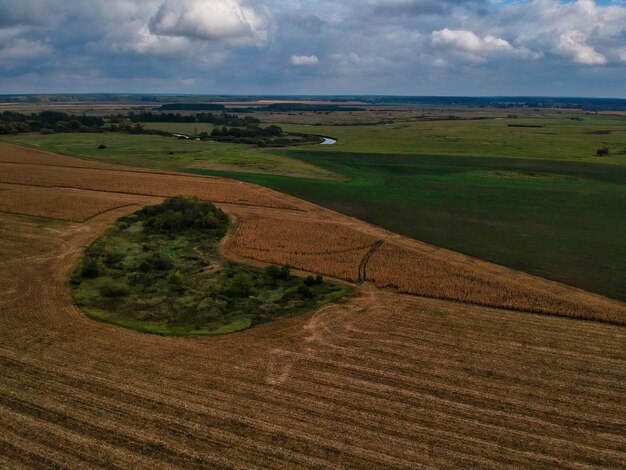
[
  {"x1": 98, "y1": 278, "x2": 130, "y2": 297},
  {"x1": 264, "y1": 264, "x2": 281, "y2": 285},
  {"x1": 228, "y1": 273, "x2": 253, "y2": 297},
  {"x1": 279, "y1": 264, "x2": 291, "y2": 280},
  {"x1": 297, "y1": 283, "x2": 313, "y2": 298},
  {"x1": 81, "y1": 256, "x2": 100, "y2": 278},
  {"x1": 167, "y1": 270, "x2": 184, "y2": 286},
  {"x1": 596, "y1": 147, "x2": 609, "y2": 156}
]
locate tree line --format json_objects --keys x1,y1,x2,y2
[
  {"x1": 122, "y1": 111, "x2": 260, "y2": 126},
  {"x1": 0, "y1": 111, "x2": 104, "y2": 134}
]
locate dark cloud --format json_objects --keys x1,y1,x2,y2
[
  {"x1": 0, "y1": 0, "x2": 624, "y2": 96},
  {"x1": 0, "y1": 1, "x2": 50, "y2": 27},
  {"x1": 371, "y1": 0, "x2": 486, "y2": 16}
]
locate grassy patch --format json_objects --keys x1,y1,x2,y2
[
  {"x1": 278, "y1": 114, "x2": 626, "y2": 165},
  {"x1": 2, "y1": 132, "x2": 339, "y2": 180},
  {"x1": 71, "y1": 197, "x2": 351, "y2": 336}
]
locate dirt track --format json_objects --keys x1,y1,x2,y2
[{"x1": 1, "y1": 142, "x2": 625, "y2": 468}]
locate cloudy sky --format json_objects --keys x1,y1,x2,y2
[{"x1": 0, "y1": 0, "x2": 625, "y2": 96}]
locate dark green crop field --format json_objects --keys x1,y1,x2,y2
[{"x1": 188, "y1": 152, "x2": 626, "y2": 301}]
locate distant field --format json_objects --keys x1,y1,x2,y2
[
  {"x1": 143, "y1": 114, "x2": 626, "y2": 165},
  {"x1": 1, "y1": 132, "x2": 338, "y2": 180},
  {"x1": 283, "y1": 115, "x2": 626, "y2": 163},
  {"x1": 190, "y1": 152, "x2": 626, "y2": 301}
]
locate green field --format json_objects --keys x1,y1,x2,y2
[
  {"x1": 5, "y1": 111, "x2": 626, "y2": 300},
  {"x1": 275, "y1": 115, "x2": 626, "y2": 164},
  {"x1": 2, "y1": 131, "x2": 338, "y2": 179}
]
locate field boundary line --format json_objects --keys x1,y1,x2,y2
[
  {"x1": 0, "y1": 181, "x2": 307, "y2": 212},
  {"x1": 0, "y1": 160, "x2": 225, "y2": 179},
  {"x1": 80, "y1": 204, "x2": 143, "y2": 223}
]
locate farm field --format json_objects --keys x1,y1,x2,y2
[
  {"x1": 0, "y1": 142, "x2": 625, "y2": 468},
  {"x1": 5, "y1": 111, "x2": 626, "y2": 301}
]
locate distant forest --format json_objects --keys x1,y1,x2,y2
[
  {"x1": 1, "y1": 94, "x2": 625, "y2": 111},
  {"x1": 0, "y1": 110, "x2": 321, "y2": 146}
]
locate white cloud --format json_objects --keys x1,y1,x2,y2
[
  {"x1": 431, "y1": 28, "x2": 540, "y2": 62},
  {"x1": 149, "y1": 0, "x2": 272, "y2": 46},
  {"x1": 290, "y1": 54, "x2": 319, "y2": 65},
  {"x1": 501, "y1": 0, "x2": 625, "y2": 66},
  {"x1": 329, "y1": 52, "x2": 391, "y2": 74},
  {"x1": 555, "y1": 30, "x2": 606, "y2": 65}
]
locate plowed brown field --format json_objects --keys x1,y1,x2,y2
[{"x1": 1, "y1": 142, "x2": 625, "y2": 468}]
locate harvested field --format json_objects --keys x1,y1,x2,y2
[
  {"x1": 0, "y1": 162, "x2": 299, "y2": 210},
  {"x1": 223, "y1": 215, "x2": 380, "y2": 281},
  {"x1": 0, "y1": 141, "x2": 129, "y2": 170},
  {"x1": 1, "y1": 212, "x2": 625, "y2": 468},
  {"x1": 367, "y1": 241, "x2": 626, "y2": 323},
  {"x1": 0, "y1": 187, "x2": 158, "y2": 223},
  {"x1": 1, "y1": 142, "x2": 626, "y2": 467}
]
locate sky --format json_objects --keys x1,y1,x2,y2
[{"x1": 0, "y1": 0, "x2": 625, "y2": 97}]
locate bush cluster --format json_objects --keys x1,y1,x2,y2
[
  {"x1": 71, "y1": 197, "x2": 348, "y2": 335},
  {"x1": 138, "y1": 197, "x2": 229, "y2": 233}
]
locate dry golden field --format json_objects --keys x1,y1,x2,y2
[
  {"x1": 223, "y1": 215, "x2": 379, "y2": 282},
  {"x1": 0, "y1": 142, "x2": 625, "y2": 468}
]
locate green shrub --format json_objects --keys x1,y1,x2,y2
[
  {"x1": 98, "y1": 278, "x2": 130, "y2": 297},
  {"x1": 279, "y1": 264, "x2": 291, "y2": 280},
  {"x1": 228, "y1": 273, "x2": 253, "y2": 297},
  {"x1": 81, "y1": 256, "x2": 100, "y2": 278},
  {"x1": 154, "y1": 209, "x2": 184, "y2": 230},
  {"x1": 264, "y1": 264, "x2": 281, "y2": 280},
  {"x1": 104, "y1": 249, "x2": 125, "y2": 268},
  {"x1": 142, "y1": 253, "x2": 172, "y2": 271},
  {"x1": 167, "y1": 270, "x2": 184, "y2": 286},
  {"x1": 196, "y1": 297, "x2": 226, "y2": 321},
  {"x1": 304, "y1": 275, "x2": 316, "y2": 287},
  {"x1": 141, "y1": 197, "x2": 228, "y2": 232},
  {"x1": 297, "y1": 284, "x2": 313, "y2": 298},
  {"x1": 201, "y1": 213, "x2": 221, "y2": 229}
]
